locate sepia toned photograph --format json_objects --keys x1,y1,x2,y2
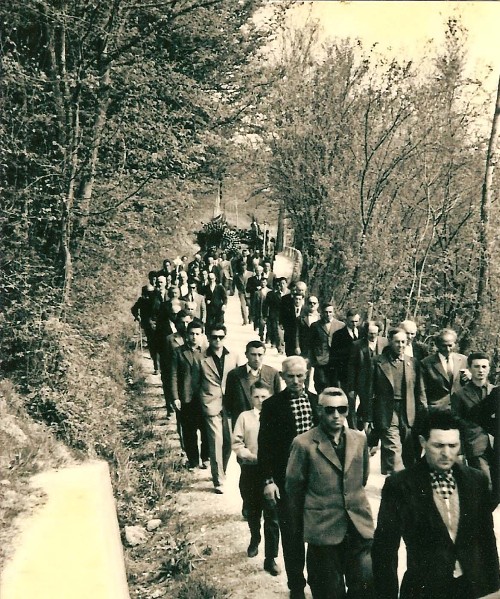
[{"x1": 1, "y1": 1, "x2": 500, "y2": 597}]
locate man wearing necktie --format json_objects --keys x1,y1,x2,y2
[
  {"x1": 368, "y1": 327, "x2": 427, "y2": 475},
  {"x1": 421, "y1": 328, "x2": 468, "y2": 412},
  {"x1": 373, "y1": 411, "x2": 500, "y2": 599}
]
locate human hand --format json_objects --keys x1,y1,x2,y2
[
  {"x1": 263, "y1": 482, "x2": 280, "y2": 506},
  {"x1": 174, "y1": 399, "x2": 181, "y2": 411}
]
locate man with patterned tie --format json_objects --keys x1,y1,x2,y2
[
  {"x1": 258, "y1": 356, "x2": 318, "y2": 599},
  {"x1": 373, "y1": 411, "x2": 500, "y2": 599}
]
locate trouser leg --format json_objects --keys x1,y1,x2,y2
[
  {"x1": 344, "y1": 523, "x2": 374, "y2": 599},
  {"x1": 204, "y1": 412, "x2": 226, "y2": 487},
  {"x1": 181, "y1": 402, "x2": 200, "y2": 467},
  {"x1": 307, "y1": 544, "x2": 345, "y2": 599},
  {"x1": 379, "y1": 411, "x2": 404, "y2": 475},
  {"x1": 277, "y1": 491, "x2": 306, "y2": 591}
]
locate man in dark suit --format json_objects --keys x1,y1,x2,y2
[
  {"x1": 258, "y1": 356, "x2": 318, "y2": 599},
  {"x1": 368, "y1": 327, "x2": 427, "y2": 475},
  {"x1": 131, "y1": 282, "x2": 159, "y2": 373},
  {"x1": 372, "y1": 411, "x2": 500, "y2": 599},
  {"x1": 452, "y1": 352, "x2": 496, "y2": 488},
  {"x1": 347, "y1": 320, "x2": 388, "y2": 430},
  {"x1": 309, "y1": 304, "x2": 344, "y2": 394},
  {"x1": 205, "y1": 255, "x2": 221, "y2": 283},
  {"x1": 421, "y1": 328, "x2": 468, "y2": 411},
  {"x1": 224, "y1": 340, "x2": 281, "y2": 428},
  {"x1": 329, "y1": 308, "x2": 361, "y2": 392},
  {"x1": 264, "y1": 277, "x2": 288, "y2": 353},
  {"x1": 280, "y1": 283, "x2": 308, "y2": 357},
  {"x1": 202, "y1": 272, "x2": 227, "y2": 327},
  {"x1": 171, "y1": 319, "x2": 209, "y2": 470},
  {"x1": 286, "y1": 388, "x2": 375, "y2": 599}
]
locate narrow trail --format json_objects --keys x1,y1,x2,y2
[{"x1": 139, "y1": 294, "x2": 500, "y2": 597}]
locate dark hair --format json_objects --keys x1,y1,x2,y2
[
  {"x1": 175, "y1": 309, "x2": 189, "y2": 323},
  {"x1": 345, "y1": 307, "x2": 359, "y2": 318},
  {"x1": 250, "y1": 380, "x2": 271, "y2": 394},
  {"x1": 419, "y1": 411, "x2": 462, "y2": 440},
  {"x1": 387, "y1": 327, "x2": 406, "y2": 340},
  {"x1": 187, "y1": 319, "x2": 204, "y2": 333},
  {"x1": 207, "y1": 323, "x2": 227, "y2": 336},
  {"x1": 148, "y1": 270, "x2": 157, "y2": 283},
  {"x1": 246, "y1": 340, "x2": 266, "y2": 352},
  {"x1": 467, "y1": 351, "x2": 490, "y2": 367}
]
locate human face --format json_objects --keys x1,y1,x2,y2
[
  {"x1": 251, "y1": 389, "x2": 270, "y2": 411},
  {"x1": 367, "y1": 325, "x2": 379, "y2": 342},
  {"x1": 177, "y1": 316, "x2": 192, "y2": 334},
  {"x1": 308, "y1": 297, "x2": 319, "y2": 312},
  {"x1": 282, "y1": 363, "x2": 307, "y2": 394},
  {"x1": 420, "y1": 429, "x2": 461, "y2": 472},
  {"x1": 208, "y1": 274, "x2": 216, "y2": 284},
  {"x1": 346, "y1": 314, "x2": 360, "y2": 331},
  {"x1": 405, "y1": 325, "x2": 417, "y2": 341},
  {"x1": 170, "y1": 288, "x2": 180, "y2": 298},
  {"x1": 209, "y1": 329, "x2": 225, "y2": 350},
  {"x1": 469, "y1": 359, "x2": 490, "y2": 386},
  {"x1": 323, "y1": 307, "x2": 334, "y2": 322},
  {"x1": 436, "y1": 334, "x2": 455, "y2": 358},
  {"x1": 187, "y1": 327, "x2": 203, "y2": 347},
  {"x1": 279, "y1": 279, "x2": 287, "y2": 292},
  {"x1": 246, "y1": 346, "x2": 265, "y2": 370},
  {"x1": 390, "y1": 332, "x2": 407, "y2": 358},
  {"x1": 319, "y1": 397, "x2": 349, "y2": 435}
]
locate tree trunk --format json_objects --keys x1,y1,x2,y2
[{"x1": 469, "y1": 75, "x2": 500, "y2": 337}]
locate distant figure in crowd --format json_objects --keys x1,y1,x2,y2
[
  {"x1": 309, "y1": 304, "x2": 344, "y2": 394},
  {"x1": 421, "y1": 328, "x2": 468, "y2": 411},
  {"x1": 329, "y1": 308, "x2": 360, "y2": 396},
  {"x1": 372, "y1": 411, "x2": 500, "y2": 599},
  {"x1": 370, "y1": 327, "x2": 427, "y2": 474},
  {"x1": 258, "y1": 356, "x2": 318, "y2": 599},
  {"x1": 203, "y1": 272, "x2": 227, "y2": 327},
  {"x1": 131, "y1": 283, "x2": 159, "y2": 373},
  {"x1": 400, "y1": 319, "x2": 428, "y2": 362},
  {"x1": 232, "y1": 381, "x2": 280, "y2": 576},
  {"x1": 286, "y1": 387, "x2": 375, "y2": 599}
]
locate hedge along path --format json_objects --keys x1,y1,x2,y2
[{"x1": 146, "y1": 293, "x2": 500, "y2": 597}]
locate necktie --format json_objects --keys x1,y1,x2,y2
[{"x1": 446, "y1": 357, "x2": 453, "y2": 384}]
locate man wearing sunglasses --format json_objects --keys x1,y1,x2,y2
[
  {"x1": 200, "y1": 323, "x2": 239, "y2": 493},
  {"x1": 286, "y1": 388, "x2": 375, "y2": 599}
]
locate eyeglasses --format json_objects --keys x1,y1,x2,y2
[
  {"x1": 210, "y1": 335, "x2": 225, "y2": 340},
  {"x1": 323, "y1": 406, "x2": 348, "y2": 416}
]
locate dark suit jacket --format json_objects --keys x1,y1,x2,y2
[
  {"x1": 452, "y1": 381, "x2": 495, "y2": 458},
  {"x1": 171, "y1": 345, "x2": 203, "y2": 405},
  {"x1": 264, "y1": 290, "x2": 282, "y2": 321},
  {"x1": 202, "y1": 283, "x2": 227, "y2": 315},
  {"x1": 258, "y1": 388, "x2": 318, "y2": 491},
  {"x1": 370, "y1": 353, "x2": 427, "y2": 429},
  {"x1": 329, "y1": 326, "x2": 359, "y2": 387},
  {"x1": 421, "y1": 352, "x2": 467, "y2": 409},
  {"x1": 347, "y1": 336, "x2": 388, "y2": 418},
  {"x1": 309, "y1": 319, "x2": 344, "y2": 367},
  {"x1": 372, "y1": 459, "x2": 500, "y2": 599},
  {"x1": 286, "y1": 427, "x2": 374, "y2": 546},
  {"x1": 223, "y1": 364, "x2": 282, "y2": 426}
]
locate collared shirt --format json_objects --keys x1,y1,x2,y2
[
  {"x1": 289, "y1": 390, "x2": 313, "y2": 435},
  {"x1": 246, "y1": 364, "x2": 261, "y2": 378},
  {"x1": 430, "y1": 469, "x2": 463, "y2": 578},
  {"x1": 207, "y1": 346, "x2": 228, "y2": 379},
  {"x1": 328, "y1": 428, "x2": 346, "y2": 466},
  {"x1": 348, "y1": 327, "x2": 358, "y2": 339},
  {"x1": 470, "y1": 381, "x2": 488, "y2": 403}
]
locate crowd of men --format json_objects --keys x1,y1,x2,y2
[{"x1": 132, "y1": 249, "x2": 500, "y2": 599}]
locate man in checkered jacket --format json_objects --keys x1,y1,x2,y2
[{"x1": 258, "y1": 356, "x2": 318, "y2": 599}]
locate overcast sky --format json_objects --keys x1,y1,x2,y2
[{"x1": 285, "y1": 1, "x2": 500, "y2": 95}]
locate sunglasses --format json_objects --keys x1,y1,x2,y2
[
  {"x1": 210, "y1": 334, "x2": 225, "y2": 340},
  {"x1": 323, "y1": 406, "x2": 348, "y2": 416}
]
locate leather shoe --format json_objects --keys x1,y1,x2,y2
[
  {"x1": 214, "y1": 486, "x2": 224, "y2": 494},
  {"x1": 263, "y1": 558, "x2": 280, "y2": 576},
  {"x1": 247, "y1": 541, "x2": 259, "y2": 557}
]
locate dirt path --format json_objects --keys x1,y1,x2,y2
[{"x1": 139, "y1": 293, "x2": 500, "y2": 598}]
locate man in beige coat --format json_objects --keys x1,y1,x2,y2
[
  {"x1": 286, "y1": 388, "x2": 375, "y2": 599},
  {"x1": 199, "y1": 322, "x2": 239, "y2": 493}
]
